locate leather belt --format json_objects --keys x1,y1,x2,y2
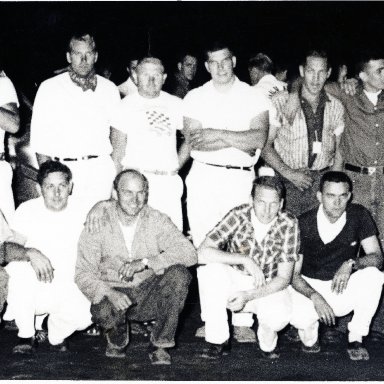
[
  {"x1": 143, "y1": 169, "x2": 178, "y2": 176},
  {"x1": 0, "y1": 152, "x2": 5, "y2": 161},
  {"x1": 345, "y1": 163, "x2": 384, "y2": 175},
  {"x1": 53, "y1": 155, "x2": 99, "y2": 162},
  {"x1": 204, "y1": 162, "x2": 252, "y2": 171}
]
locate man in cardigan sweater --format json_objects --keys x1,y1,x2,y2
[
  {"x1": 290, "y1": 171, "x2": 384, "y2": 361},
  {"x1": 75, "y1": 169, "x2": 197, "y2": 364}
]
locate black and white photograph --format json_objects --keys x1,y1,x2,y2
[{"x1": 1, "y1": 1, "x2": 384, "y2": 381}]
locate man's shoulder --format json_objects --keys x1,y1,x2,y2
[
  {"x1": 96, "y1": 75, "x2": 119, "y2": 91},
  {"x1": 298, "y1": 207, "x2": 318, "y2": 224},
  {"x1": 346, "y1": 203, "x2": 371, "y2": 219},
  {"x1": 159, "y1": 90, "x2": 183, "y2": 105},
  {"x1": 15, "y1": 197, "x2": 44, "y2": 212},
  {"x1": 325, "y1": 91, "x2": 345, "y2": 109},
  {"x1": 184, "y1": 81, "x2": 212, "y2": 99},
  {"x1": 38, "y1": 72, "x2": 69, "y2": 90},
  {"x1": 278, "y1": 210, "x2": 299, "y2": 227}
]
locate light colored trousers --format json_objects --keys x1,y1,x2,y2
[
  {"x1": 0, "y1": 161, "x2": 15, "y2": 223},
  {"x1": 198, "y1": 263, "x2": 291, "y2": 352},
  {"x1": 289, "y1": 267, "x2": 384, "y2": 347},
  {"x1": 5, "y1": 261, "x2": 92, "y2": 345}
]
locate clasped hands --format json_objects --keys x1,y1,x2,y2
[{"x1": 118, "y1": 260, "x2": 146, "y2": 282}]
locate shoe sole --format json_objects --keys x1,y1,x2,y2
[{"x1": 105, "y1": 351, "x2": 126, "y2": 359}]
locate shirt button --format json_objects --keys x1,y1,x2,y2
[
  {"x1": 376, "y1": 124, "x2": 379, "y2": 128},
  {"x1": 374, "y1": 107, "x2": 377, "y2": 111},
  {"x1": 374, "y1": 160, "x2": 378, "y2": 165},
  {"x1": 377, "y1": 142, "x2": 380, "y2": 146}
]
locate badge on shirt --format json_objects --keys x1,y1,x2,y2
[{"x1": 312, "y1": 141, "x2": 322, "y2": 154}]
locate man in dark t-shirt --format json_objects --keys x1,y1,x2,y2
[{"x1": 290, "y1": 171, "x2": 384, "y2": 361}]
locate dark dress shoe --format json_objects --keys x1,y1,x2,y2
[
  {"x1": 12, "y1": 337, "x2": 37, "y2": 354},
  {"x1": 261, "y1": 348, "x2": 280, "y2": 359},
  {"x1": 50, "y1": 340, "x2": 69, "y2": 352},
  {"x1": 201, "y1": 341, "x2": 230, "y2": 359}
]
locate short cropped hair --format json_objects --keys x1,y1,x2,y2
[
  {"x1": 178, "y1": 51, "x2": 198, "y2": 65},
  {"x1": 248, "y1": 53, "x2": 274, "y2": 74},
  {"x1": 113, "y1": 169, "x2": 149, "y2": 194},
  {"x1": 37, "y1": 161, "x2": 72, "y2": 186},
  {"x1": 67, "y1": 32, "x2": 96, "y2": 53},
  {"x1": 251, "y1": 176, "x2": 285, "y2": 200},
  {"x1": 355, "y1": 48, "x2": 384, "y2": 74},
  {"x1": 204, "y1": 41, "x2": 233, "y2": 61},
  {"x1": 302, "y1": 49, "x2": 329, "y2": 69},
  {"x1": 136, "y1": 57, "x2": 165, "y2": 73},
  {"x1": 319, "y1": 171, "x2": 353, "y2": 193}
]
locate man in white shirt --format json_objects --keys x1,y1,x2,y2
[
  {"x1": 5, "y1": 161, "x2": 92, "y2": 354},
  {"x1": 183, "y1": 42, "x2": 270, "y2": 342},
  {"x1": 0, "y1": 70, "x2": 20, "y2": 222},
  {"x1": 112, "y1": 57, "x2": 186, "y2": 230},
  {"x1": 30, "y1": 32, "x2": 121, "y2": 213},
  {"x1": 118, "y1": 57, "x2": 139, "y2": 98}
]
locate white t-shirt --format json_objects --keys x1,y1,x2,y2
[
  {"x1": 251, "y1": 208, "x2": 276, "y2": 245},
  {"x1": 30, "y1": 72, "x2": 120, "y2": 158},
  {"x1": 119, "y1": 219, "x2": 139, "y2": 257},
  {"x1": 363, "y1": 89, "x2": 381, "y2": 106},
  {"x1": 0, "y1": 72, "x2": 19, "y2": 153},
  {"x1": 0, "y1": 210, "x2": 13, "y2": 243},
  {"x1": 253, "y1": 74, "x2": 287, "y2": 99},
  {"x1": 112, "y1": 91, "x2": 182, "y2": 172},
  {"x1": 317, "y1": 204, "x2": 346, "y2": 244},
  {"x1": 183, "y1": 77, "x2": 269, "y2": 167},
  {"x1": 10, "y1": 197, "x2": 87, "y2": 283},
  {"x1": 118, "y1": 77, "x2": 138, "y2": 98}
]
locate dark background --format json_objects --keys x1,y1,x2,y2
[{"x1": 1, "y1": 1, "x2": 384, "y2": 93}]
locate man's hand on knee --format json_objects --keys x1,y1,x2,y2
[
  {"x1": 106, "y1": 290, "x2": 133, "y2": 312},
  {"x1": 227, "y1": 291, "x2": 248, "y2": 312},
  {"x1": 310, "y1": 292, "x2": 335, "y2": 326},
  {"x1": 26, "y1": 248, "x2": 54, "y2": 283}
]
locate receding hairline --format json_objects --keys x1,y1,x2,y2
[
  {"x1": 136, "y1": 57, "x2": 165, "y2": 73},
  {"x1": 68, "y1": 34, "x2": 96, "y2": 52}
]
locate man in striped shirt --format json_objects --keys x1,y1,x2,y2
[{"x1": 262, "y1": 50, "x2": 345, "y2": 216}]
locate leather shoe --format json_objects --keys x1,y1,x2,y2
[
  {"x1": 261, "y1": 348, "x2": 280, "y2": 359},
  {"x1": 201, "y1": 341, "x2": 230, "y2": 359},
  {"x1": 148, "y1": 347, "x2": 171, "y2": 365},
  {"x1": 347, "y1": 341, "x2": 369, "y2": 361},
  {"x1": 12, "y1": 337, "x2": 37, "y2": 354},
  {"x1": 50, "y1": 341, "x2": 69, "y2": 353},
  {"x1": 302, "y1": 341, "x2": 321, "y2": 353}
]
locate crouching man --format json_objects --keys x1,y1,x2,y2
[
  {"x1": 4, "y1": 161, "x2": 92, "y2": 353},
  {"x1": 75, "y1": 169, "x2": 197, "y2": 364},
  {"x1": 197, "y1": 176, "x2": 299, "y2": 359},
  {"x1": 290, "y1": 171, "x2": 384, "y2": 360}
]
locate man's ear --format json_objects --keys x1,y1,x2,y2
[
  {"x1": 204, "y1": 61, "x2": 210, "y2": 74},
  {"x1": 299, "y1": 65, "x2": 304, "y2": 77},
  {"x1": 232, "y1": 56, "x2": 237, "y2": 69},
  {"x1": 359, "y1": 71, "x2": 367, "y2": 83},
  {"x1": 69, "y1": 181, "x2": 74, "y2": 195},
  {"x1": 66, "y1": 52, "x2": 71, "y2": 64},
  {"x1": 326, "y1": 67, "x2": 332, "y2": 79},
  {"x1": 279, "y1": 199, "x2": 284, "y2": 211},
  {"x1": 177, "y1": 62, "x2": 182, "y2": 72},
  {"x1": 316, "y1": 191, "x2": 322, "y2": 204},
  {"x1": 162, "y1": 73, "x2": 168, "y2": 84},
  {"x1": 94, "y1": 51, "x2": 98, "y2": 63}
]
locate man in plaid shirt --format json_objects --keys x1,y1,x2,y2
[{"x1": 197, "y1": 176, "x2": 299, "y2": 359}]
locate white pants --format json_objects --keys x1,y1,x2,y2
[
  {"x1": 142, "y1": 172, "x2": 183, "y2": 231},
  {"x1": 198, "y1": 263, "x2": 291, "y2": 352},
  {"x1": 0, "y1": 161, "x2": 15, "y2": 223},
  {"x1": 5, "y1": 261, "x2": 92, "y2": 345},
  {"x1": 63, "y1": 155, "x2": 116, "y2": 214},
  {"x1": 290, "y1": 267, "x2": 384, "y2": 347},
  {"x1": 186, "y1": 161, "x2": 255, "y2": 247}
]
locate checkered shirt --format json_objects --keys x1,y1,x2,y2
[{"x1": 207, "y1": 204, "x2": 300, "y2": 282}]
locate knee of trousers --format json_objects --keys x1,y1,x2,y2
[
  {"x1": 197, "y1": 263, "x2": 232, "y2": 283},
  {"x1": 257, "y1": 299, "x2": 291, "y2": 331},
  {"x1": 354, "y1": 267, "x2": 384, "y2": 288},
  {"x1": 162, "y1": 264, "x2": 192, "y2": 291},
  {"x1": 90, "y1": 297, "x2": 125, "y2": 329}
]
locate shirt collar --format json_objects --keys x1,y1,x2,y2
[{"x1": 299, "y1": 84, "x2": 330, "y2": 107}]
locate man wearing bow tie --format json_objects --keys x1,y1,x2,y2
[{"x1": 30, "y1": 32, "x2": 121, "y2": 212}]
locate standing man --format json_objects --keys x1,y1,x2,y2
[
  {"x1": 183, "y1": 42, "x2": 269, "y2": 342},
  {"x1": 76, "y1": 169, "x2": 196, "y2": 364},
  {"x1": 263, "y1": 50, "x2": 345, "y2": 216},
  {"x1": 198, "y1": 176, "x2": 299, "y2": 359},
  {"x1": 4, "y1": 161, "x2": 92, "y2": 354},
  {"x1": 30, "y1": 32, "x2": 121, "y2": 213},
  {"x1": 165, "y1": 52, "x2": 198, "y2": 99},
  {"x1": 118, "y1": 57, "x2": 139, "y2": 98},
  {"x1": 112, "y1": 57, "x2": 185, "y2": 230},
  {"x1": 290, "y1": 171, "x2": 384, "y2": 360},
  {"x1": 0, "y1": 70, "x2": 20, "y2": 222}
]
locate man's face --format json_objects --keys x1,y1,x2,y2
[
  {"x1": 359, "y1": 59, "x2": 384, "y2": 92},
  {"x1": 205, "y1": 48, "x2": 236, "y2": 85},
  {"x1": 135, "y1": 61, "x2": 166, "y2": 98},
  {"x1": 300, "y1": 56, "x2": 331, "y2": 97},
  {"x1": 252, "y1": 186, "x2": 283, "y2": 224},
  {"x1": 179, "y1": 55, "x2": 197, "y2": 81},
  {"x1": 317, "y1": 181, "x2": 351, "y2": 223},
  {"x1": 249, "y1": 67, "x2": 264, "y2": 86},
  {"x1": 41, "y1": 172, "x2": 72, "y2": 212},
  {"x1": 66, "y1": 38, "x2": 98, "y2": 78},
  {"x1": 116, "y1": 174, "x2": 148, "y2": 218}
]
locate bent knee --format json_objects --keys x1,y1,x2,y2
[
  {"x1": 164, "y1": 264, "x2": 192, "y2": 286},
  {"x1": 355, "y1": 267, "x2": 384, "y2": 286}
]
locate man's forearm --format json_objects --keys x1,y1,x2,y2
[
  {"x1": 244, "y1": 275, "x2": 290, "y2": 301},
  {"x1": 198, "y1": 246, "x2": 248, "y2": 266},
  {"x1": 291, "y1": 274, "x2": 317, "y2": 299},
  {"x1": 262, "y1": 144, "x2": 294, "y2": 179},
  {"x1": 223, "y1": 128, "x2": 266, "y2": 153},
  {"x1": 0, "y1": 106, "x2": 20, "y2": 134},
  {"x1": 36, "y1": 153, "x2": 52, "y2": 167},
  {"x1": 356, "y1": 253, "x2": 383, "y2": 270},
  {"x1": 3, "y1": 242, "x2": 29, "y2": 265}
]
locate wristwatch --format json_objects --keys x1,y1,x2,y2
[
  {"x1": 346, "y1": 259, "x2": 356, "y2": 269},
  {"x1": 141, "y1": 258, "x2": 149, "y2": 270}
]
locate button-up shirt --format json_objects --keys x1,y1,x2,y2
[
  {"x1": 207, "y1": 204, "x2": 300, "y2": 282},
  {"x1": 326, "y1": 83, "x2": 384, "y2": 167}
]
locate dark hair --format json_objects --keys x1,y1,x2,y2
[
  {"x1": 355, "y1": 48, "x2": 384, "y2": 74},
  {"x1": 113, "y1": 169, "x2": 149, "y2": 194},
  {"x1": 251, "y1": 176, "x2": 285, "y2": 200},
  {"x1": 302, "y1": 49, "x2": 329, "y2": 69},
  {"x1": 204, "y1": 41, "x2": 233, "y2": 61},
  {"x1": 248, "y1": 53, "x2": 274, "y2": 74},
  {"x1": 178, "y1": 51, "x2": 198, "y2": 65},
  {"x1": 37, "y1": 161, "x2": 72, "y2": 186},
  {"x1": 319, "y1": 171, "x2": 353, "y2": 193},
  {"x1": 67, "y1": 32, "x2": 96, "y2": 53}
]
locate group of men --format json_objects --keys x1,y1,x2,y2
[{"x1": 1, "y1": 30, "x2": 384, "y2": 365}]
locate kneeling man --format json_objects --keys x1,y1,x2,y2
[
  {"x1": 5, "y1": 161, "x2": 92, "y2": 353},
  {"x1": 197, "y1": 176, "x2": 299, "y2": 359},
  {"x1": 75, "y1": 169, "x2": 197, "y2": 364},
  {"x1": 290, "y1": 171, "x2": 384, "y2": 360}
]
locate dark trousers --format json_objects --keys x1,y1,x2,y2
[{"x1": 91, "y1": 264, "x2": 192, "y2": 348}]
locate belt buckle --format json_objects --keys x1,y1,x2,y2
[{"x1": 367, "y1": 167, "x2": 376, "y2": 175}]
